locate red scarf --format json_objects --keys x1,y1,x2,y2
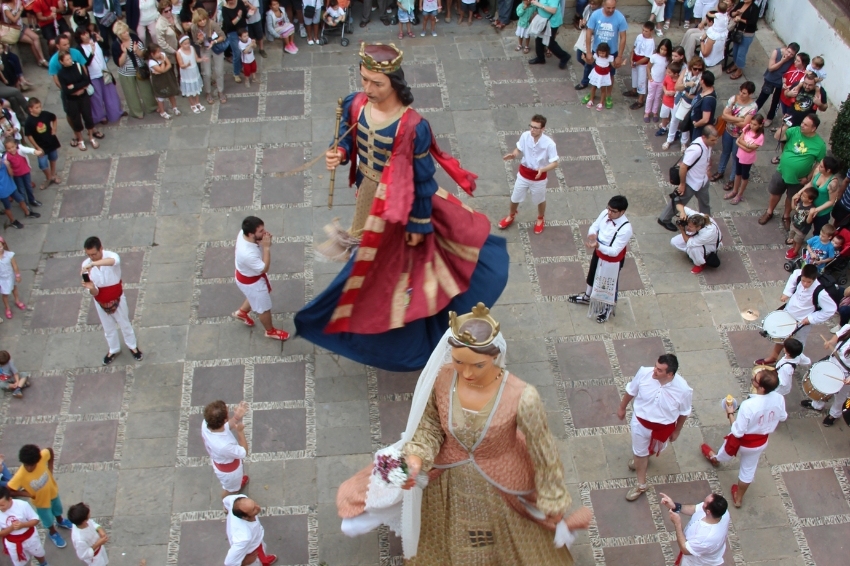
[
  {"x1": 636, "y1": 416, "x2": 677, "y2": 456},
  {"x1": 722, "y1": 433, "x2": 768, "y2": 457},
  {"x1": 3, "y1": 527, "x2": 35, "y2": 562}
]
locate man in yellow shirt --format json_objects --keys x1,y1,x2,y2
[{"x1": 6, "y1": 445, "x2": 73, "y2": 549}]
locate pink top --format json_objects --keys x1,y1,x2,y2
[
  {"x1": 4, "y1": 152, "x2": 30, "y2": 177},
  {"x1": 736, "y1": 126, "x2": 764, "y2": 165}
]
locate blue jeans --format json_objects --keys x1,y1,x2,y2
[
  {"x1": 497, "y1": 0, "x2": 512, "y2": 25},
  {"x1": 575, "y1": 0, "x2": 588, "y2": 17},
  {"x1": 37, "y1": 149, "x2": 58, "y2": 171},
  {"x1": 731, "y1": 34, "x2": 755, "y2": 69},
  {"x1": 0, "y1": 462, "x2": 11, "y2": 487},
  {"x1": 227, "y1": 31, "x2": 242, "y2": 77},
  {"x1": 717, "y1": 131, "x2": 739, "y2": 182},
  {"x1": 664, "y1": 0, "x2": 676, "y2": 20},
  {"x1": 13, "y1": 172, "x2": 35, "y2": 205}
]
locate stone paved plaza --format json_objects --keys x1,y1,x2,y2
[{"x1": 0, "y1": 7, "x2": 849, "y2": 566}]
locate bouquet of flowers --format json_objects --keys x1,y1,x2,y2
[{"x1": 373, "y1": 446, "x2": 409, "y2": 487}]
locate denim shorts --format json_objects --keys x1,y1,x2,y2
[
  {"x1": 397, "y1": 8, "x2": 413, "y2": 22},
  {"x1": 422, "y1": 9, "x2": 437, "y2": 17},
  {"x1": 0, "y1": 190, "x2": 24, "y2": 209},
  {"x1": 37, "y1": 149, "x2": 58, "y2": 170}
]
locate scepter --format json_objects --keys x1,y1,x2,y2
[{"x1": 328, "y1": 97, "x2": 344, "y2": 209}]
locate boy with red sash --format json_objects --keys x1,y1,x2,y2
[
  {"x1": 0, "y1": 486, "x2": 48, "y2": 566},
  {"x1": 82, "y1": 236, "x2": 143, "y2": 365},
  {"x1": 701, "y1": 368, "x2": 787, "y2": 508},
  {"x1": 224, "y1": 495, "x2": 277, "y2": 566},
  {"x1": 618, "y1": 354, "x2": 693, "y2": 502},
  {"x1": 203, "y1": 400, "x2": 250, "y2": 498}
]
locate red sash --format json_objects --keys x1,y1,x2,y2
[
  {"x1": 722, "y1": 433, "x2": 768, "y2": 457},
  {"x1": 94, "y1": 280, "x2": 123, "y2": 307},
  {"x1": 518, "y1": 163, "x2": 546, "y2": 181},
  {"x1": 636, "y1": 416, "x2": 677, "y2": 456},
  {"x1": 3, "y1": 527, "x2": 35, "y2": 561},
  {"x1": 596, "y1": 248, "x2": 627, "y2": 262},
  {"x1": 675, "y1": 551, "x2": 683, "y2": 565},
  {"x1": 252, "y1": 542, "x2": 275, "y2": 565},
  {"x1": 94, "y1": 545, "x2": 101, "y2": 556},
  {"x1": 213, "y1": 459, "x2": 241, "y2": 473},
  {"x1": 235, "y1": 270, "x2": 272, "y2": 293},
  {"x1": 632, "y1": 52, "x2": 646, "y2": 64},
  {"x1": 594, "y1": 64, "x2": 611, "y2": 75}
]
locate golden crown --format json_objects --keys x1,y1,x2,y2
[
  {"x1": 359, "y1": 42, "x2": 404, "y2": 74},
  {"x1": 449, "y1": 303, "x2": 500, "y2": 347}
]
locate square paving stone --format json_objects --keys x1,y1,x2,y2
[
  {"x1": 702, "y1": 250, "x2": 751, "y2": 285},
  {"x1": 217, "y1": 95, "x2": 260, "y2": 119},
  {"x1": 804, "y1": 523, "x2": 850, "y2": 566},
  {"x1": 251, "y1": 408, "x2": 307, "y2": 453},
  {"x1": 209, "y1": 178, "x2": 255, "y2": 208},
  {"x1": 69, "y1": 371, "x2": 126, "y2": 414},
  {"x1": 178, "y1": 519, "x2": 230, "y2": 564},
  {"x1": 551, "y1": 132, "x2": 598, "y2": 158},
  {"x1": 115, "y1": 154, "x2": 160, "y2": 183},
  {"x1": 213, "y1": 148, "x2": 256, "y2": 176},
  {"x1": 490, "y1": 82, "x2": 535, "y2": 106},
  {"x1": 734, "y1": 215, "x2": 788, "y2": 246},
  {"x1": 0, "y1": 422, "x2": 57, "y2": 467},
  {"x1": 783, "y1": 468, "x2": 850, "y2": 518},
  {"x1": 118, "y1": 251, "x2": 145, "y2": 284},
  {"x1": 527, "y1": 225, "x2": 578, "y2": 258},
  {"x1": 202, "y1": 243, "x2": 304, "y2": 278},
  {"x1": 555, "y1": 340, "x2": 611, "y2": 381},
  {"x1": 590, "y1": 487, "x2": 657, "y2": 538},
  {"x1": 109, "y1": 184, "x2": 156, "y2": 215},
  {"x1": 30, "y1": 294, "x2": 82, "y2": 329},
  {"x1": 379, "y1": 399, "x2": 411, "y2": 445},
  {"x1": 254, "y1": 361, "x2": 306, "y2": 402},
  {"x1": 61, "y1": 419, "x2": 118, "y2": 464},
  {"x1": 486, "y1": 59, "x2": 527, "y2": 81},
  {"x1": 261, "y1": 515, "x2": 310, "y2": 564},
  {"x1": 408, "y1": 64, "x2": 438, "y2": 85},
  {"x1": 261, "y1": 174, "x2": 305, "y2": 205},
  {"x1": 196, "y1": 280, "x2": 305, "y2": 317},
  {"x1": 747, "y1": 248, "x2": 791, "y2": 283},
  {"x1": 59, "y1": 189, "x2": 106, "y2": 218},
  {"x1": 726, "y1": 329, "x2": 766, "y2": 370},
  {"x1": 7, "y1": 374, "x2": 66, "y2": 417},
  {"x1": 41, "y1": 256, "x2": 88, "y2": 290},
  {"x1": 536, "y1": 261, "x2": 586, "y2": 296},
  {"x1": 262, "y1": 147, "x2": 304, "y2": 175},
  {"x1": 602, "y1": 543, "x2": 666, "y2": 566},
  {"x1": 266, "y1": 69, "x2": 305, "y2": 91},
  {"x1": 613, "y1": 337, "x2": 666, "y2": 378},
  {"x1": 67, "y1": 158, "x2": 112, "y2": 186},
  {"x1": 537, "y1": 82, "x2": 578, "y2": 105},
  {"x1": 191, "y1": 365, "x2": 245, "y2": 406},
  {"x1": 187, "y1": 412, "x2": 208, "y2": 457},
  {"x1": 652, "y1": 480, "x2": 713, "y2": 532},
  {"x1": 566, "y1": 385, "x2": 622, "y2": 429},
  {"x1": 376, "y1": 369, "x2": 420, "y2": 395},
  {"x1": 266, "y1": 94, "x2": 306, "y2": 118},
  {"x1": 618, "y1": 258, "x2": 643, "y2": 291},
  {"x1": 560, "y1": 160, "x2": 608, "y2": 187},
  {"x1": 85, "y1": 288, "x2": 138, "y2": 325},
  {"x1": 412, "y1": 86, "x2": 444, "y2": 110}
]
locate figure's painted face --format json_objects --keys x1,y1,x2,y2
[
  {"x1": 451, "y1": 347, "x2": 497, "y2": 384},
  {"x1": 360, "y1": 66, "x2": 395, "y2": 105}
]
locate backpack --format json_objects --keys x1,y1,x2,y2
[
  {"x1": 703, "y1": 219, "x2": 722, "y2": 268},
  {"x1": 788, "y1": 274, "x2": 843, "y2": 311}
]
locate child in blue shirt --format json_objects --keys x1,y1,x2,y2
[{"x1": 805, "y1": 224, "x2": 836, "y2": 272}]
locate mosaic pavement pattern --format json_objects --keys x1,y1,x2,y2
[{"x1": 0, "y1": 8, "x2": 847, "y2": 566}]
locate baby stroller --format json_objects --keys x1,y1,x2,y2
[
  {"x1": 318, "y1": 0, "x2": 352, "y2": 46},
  {"x1": 784, "y1": 227, "x2": 850, "y2": 285}
]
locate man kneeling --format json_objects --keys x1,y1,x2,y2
[{"x1": 670, "y1": 205, "x2": 721, "y2": 274}]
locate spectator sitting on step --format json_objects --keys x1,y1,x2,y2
[{"x1": 0, "y1": 351, "x2": 29, "y2": 399}]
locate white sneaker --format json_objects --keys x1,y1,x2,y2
[
  {"x1": 661, "y1": 141, "x2": 671, "y2": 150},
  {"x1": 421, "y1": 31, "x2": 425, "y2": 36},
  {"x1": 832, "y1": 324, "x2": 841, "y2": 333},
  {"x1": 300, "y1": 24, "x2": 307, "y2": 37},
  {"x1": 655, "y1": 29, "x2": 663, "y2": 37},
  {"x1": 307, "y1": 39, "x2": 314, "y2": 45},
  {"x1": 432, "y1": 31, "x2": 437, "y2": 36}
]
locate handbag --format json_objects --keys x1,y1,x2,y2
[
  {"x1": 128, "y1": 49, "x2": 150, "y2": 81},
  {"x1": 103, "y1": 70, "x2": 114, "y2": 84},
  {"x1": 98, "y1": 10, "x2": 117, "y2": 29},
  {"x1": 528, "y1": 13, "x2": 551, "y2": 38},
  {"x1": 674, "y1": 98, "x2": 692, "y2": 121},
  {"x1": 0, "y1": 23, "x2": 20, "y2": 45},
  {"x1": 715, "y1": 114, "x2": 727, "y2": 136},
  {"x1": 731, "y1": 29, "x2": 744, "y2": 44},
  {"x1": 303, "y1": 3, "x2": 316, "y2": 18},
  {"x1": 211, "y1": 38, "x2": 228, "y2": 54}
]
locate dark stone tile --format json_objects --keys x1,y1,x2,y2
[
  {"x1": 178, "y1": 519, "x2": 230, "y2": 564},
  {"x1": 115, "y1": 154, "x2": 160, "y2": 183},
  {"x1": 536, "y1": 261, "x2": 586, "y2": 296},
  {"x1": 713, "y1": 218, "x2": 734, "y2": 248},
  {"x1": 261, "y1": 515, "x2": 310, "y2": 564},
  {"x1": 551, "y1": 132, "x2": 598, "y2": 158},
  {"x1": 566, "y1": 385, "x2": 622, "y2": 429},
  {"x1": 537, "y1": 82, "x2": 578, "y2": 105},
  {"x1": 702, "y1": 250, "x2": 751, "y2": 285},
  {"x1": 560, "y1": 160, "x2": 608, "y2": 186},
  {"x1": 61, "y1": 420, "x2": 118, "y2": 464},
  {"x1": 254, "y1": 361, "x2": 306, "y2": 402},
  {"x1": 7, "y1": 375, "x2": 66, "y2": 417},
  {"x1": 187, "y1": 412, "x2": 207, "y2": 457},
  {"x1": 118, "y1": 251, "x2": 145, "y2": 284},
  {"x1": 726, "y1": 329, "x2": 766, "y2": 370},
  {"x1": 652, "y1": 480, "x2": 713, "y2": 532},
  {"x1": 747, "y1": 248, "x2": 791, "y2": 283},
  {"x1": 252, "y1": 408, "x2": 306, "y2": 453},
  {"x1": 590, "y1": 487, "x2": 657, "y2": 538},
  {"x1": 527, "y1": 225, "x2": 577, "y2": 258},
  {"x1": 655, "y1": 152, "x2": 681, "y2": 177},
  {"x1": 490, "y1": 82, "x2": 535, "y2": 106},
  {"x1": 783, "y1": 468, "x2": 848, "y2": 518},
  {"x1": 379, "y1": 399, "x2": 411, "y2": 445},
  {"x1": 376, "y1": 369, "x2": 420, "y2": 395},
  {"x1": 218, "y1": 95, "x2": 260, "y2": 119},
  {"x1": 262, "y1": 147, "x2": 304, "y2": 174},
  {"x1": 265, "y1": 94, "x2": 305, "y2": 118},
  {"x1": 603, "y1": 543, "x2": 666, "y2": 566},
  {"x1": 109, "y1": 184, "x2": 156, "y2": 215},
  {"x1": 412, "y1": 86, "x2": 444, "y2": 110},
  {"x1": 202, "y1": 243, "x2": 304, "y2": 279},
  {"x1": 191, "y1": 365, "x2": 245, "y2": 406},
  {"x1": 209, "y1": 178, "x2": 255, "y2": 208},
  {"x1": 486, "y1": 59, "x2": 527, "y2": 81},
  {"x1": 644, "y1": 124, "x2": 672, "y2": 152},
  {"x1": 85, "y1": 288, "x2": 138, "y2": 325},
  {"x1": 0, "y1": 422, "x2": 57, "y2": 466},
  {"x1": 804, "y1": 523, "x2": 850, "y2": 566},
  {"x1": 527, "y1": 61, "x2": 569, "y2": 79},
  {"x1": 67, "y1": 158, "x2": 111, "y2": 186},
  {"x1": 41, "y1": 256, "x2": 86, "y2": 290},
  {"x1": 59, "y1": 189, "x2": 106, "y2": 218},
  {"x1": 555, "y1": 341, "x2": 611, "y2": 381},
  {"x1": 196, "y1": 280, "x2": 305, "y2": 317},
  {"x1": 734, "y1": 215, "x2": 788, "y2": 246},
  {"x1": 213, "y1": 148, "x2": 256, "y2": 176},
  {"x1": 261, "y1": 174, "x2": 305, "y2": 205},
  {"x1": 69, "y1": 371, "x2": 126, "y2": 414},
  {"x1": 30, "y1": 294, "x2": 82, "y2": 329},
  {"x1": 408, "y1": 63, "x2": 438, "y2": 85},
  {"x1": 266, "y1": 69, "x2": 305, "y2": 91},
  {"x1": 618, "y1": 258, "x2": 643, "y2": 291},
  {"x1": 613, "y1": 337, "x2": 666, "y2": 378}
]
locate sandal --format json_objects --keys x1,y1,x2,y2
[
  {"x1": 4, "y1": 309, "x2": 10, "y2": 319},
  {"x1": 771, "y1": 156, "x2": 780, "y2": 165},
  {"x1": 408, "y1": 31, "x2": 415, "y2": 37},
  {"x1": 52, "y1": 176, "x2": 61, "y2": 185},
  {"x1": 731, "y1": 195, "x2": 744, "y2": 205},
  {"x1": 515, "y1": 45, "x2": 522, "y2": 51},
  {"x1": 523, "y1": 47, "x2": 529, "y2": 54},
  {"x1": 92, "y1": 131, "x2": 104, "y2": 139},
  {"x1": 629, "y1": 102, "x2": 642, "y2": 110},
  {"x1": 709, "y1": 172, "x2": 724, "y2": 182},
  {"x1": 785, "y1": 236, "x2": 795, "y2": 245},
  {"x1": 192, "y1": 104, "x2": 201, "y2": 114},
  {"x1": 14, "y1": 301, "x2": 24, "y2": 310},
  {"x1": 77, "y1": 140, "x2": 86, "y2": 151},
  {"x1": 207, "y1": 94, "x2": 215, "y2": 104},
  {"x1": 729, "y1": 71, "x2": 743, "y2": 80},
  {"x1": 596, "y1": 103, "x2": 603, "y2": 112},
  {"x1": 586, "y1": 100, "x2": 594, "y2": 109},
  {"x1": 723, "y1": 181, "x2": 734, "y2": 191},
  {"x1": 782, "y1": 216, "x2": 791, "y2": 231},
  {"x1": 723, "y1": 191, "x2": 737, "y2": 200},
  {"x1": 69, "y1": 139, "x2": 78, "y2": 147},
  {"x1": 398, "y1": 32, "x2": 404, "y2": 39},
  {"x1": 731, "y1": 484, "x2": 742, "y2": 508},
  {"x1": 89, "y1": 138, "x2": 99, "y2": 149},
  {"x1": 219, "y1": 93, "x2": 227, "y2": 103}
]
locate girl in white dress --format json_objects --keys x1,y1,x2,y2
[
  {"x1": 0, "y1": 236, "x2": 23, "y2": 319},
  {"x1": 583, "y1": 42, "x2": 616, "y2": 112},
  {"x1": 176, "y1": 35, "x2": 206, "y2": 113}
]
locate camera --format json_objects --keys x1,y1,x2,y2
[
  {"x1": 669, "y1": 190, "x2": 683, "y2": 204},
  {"x1": 674, "y1": 217, "x2": 689, "y2": 228}
]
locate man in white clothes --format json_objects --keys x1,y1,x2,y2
[
  {"x1": 658, "y1": 126, "x2": 719, "y2": 231},
  {"x1": 81, "y1": 236, "x2": 143, "y2": 365},
  {"x1": 670, "y1": 204, "x2": 721, "y2": 274},
  {"x1": 659, "y1": 491, "x2": 729, "y2": 566},
  {"x1": 755, "y1": 263, "x2": 837, "y2": 366},
  {"x1": 701, "y1": 368, "x2": 787, "y2": 507},
  {"x1": 618, "y1": 354, "x2": 693, "y2": 502},
  {"x1": 224, "y1": 494, "x2": 278, "y2": 566},
  {"x1": 232, "y1": 215, "x2": 290, "y2": 341},
  {"x1": 774, "y1": 337, "x2": 810, "y2": 397},
  {"x1": 0, "y1": 486, "x2": 48, "y2": 566},
  {"x1": 68, "y1": 502, "x2": 109, "y2": 566},
  {"x1": 497, "y1": 114, "x2": 559, "y2": 235},
  {"x1": 802, "y1": 325, "x2": 850, "y2": 427},
  {"x1": 203, "y1": 400, "x2": 250, "y2": 497}
]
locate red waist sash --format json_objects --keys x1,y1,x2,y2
[
  {"x1": 722, "y1": 433, "x2": 768, "y2": 457},
  {"x1": 3, "y1": 527, "x2": 35, "y2": 561},
  {"x1": 213, "y1": 459, "x2": 241, "y2": 473},
  {"x1": 596, "y1": 247, "x2": 628, "y2": 262},
  {"x1": 95, "y1": 280, "x2": 123, "y2": 306},
  {"x1": 636, "y1": 416, "x2": 677, "y2": 456},
  {"x1": 235, "y1": 270, "x2": 271, "y2": 293},
  {"x1": 252, "y1": 542, "x2": 275, "y2": 566},
  {"x1": 519, "y1": 163, "x2": 547, "y2": 181},
  {"x1": 94, "y1": 545, "x2": 101, "y2": 556},
  {"x1": 632, "y1": 52, "x2": 646, "y2": 64},
  {"x1": 594, "y1": 64, "x2": 611, "y2": 75}
]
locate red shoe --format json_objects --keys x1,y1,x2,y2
[
  {"x1": 265, "y1": 328, "x2": 290, "y2": 341},
  {"x1": 533, "y1": 216, "x2": 544, "y2": 234},
  {"x1": 260, "y1": 554, "x2": 278, "y2": 566},
  {"x1": 691, "y1": 265, "x2": 704, "y2": 274},
  {"x1": 498, "y1": 213, "x2": 516, "y2": 230},
  {"x1": 730, "y1": 484, "x2": 741, "y2": 507},
  {"x1": 700, "y1": 443, "x2": 718, "y2": 467},
  {"x1": 233, "y1": 309, "x2": 255, "y2": 327},
  {"x1": 241, "y1": 475, "x2": 250, "y2": 489},
  {"x1": 785, "y1": 248, "x2": 798, "y2": 260}
]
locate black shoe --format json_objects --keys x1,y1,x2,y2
[
  {"x1": 574, "y1": 83, "x2": 588, "y2": 90},
  {"x1": 25, "y1": 211, "x2": 40, "y2": 218},
  {"x1": 10, "y1": 220, "x2": 22, "y2": 229},
  {"x1": 801, "y1": 399, "x2": 815, "y2": 409},
  {"x1": 823, "y1": 415, "x2": 836, "y2": 427},
  {"x1": 622, "y1": 90, "x2": 639, "y2": 98},
  {"x1": 567, "y1": 293, "x2": 591, "y2": 305},
  {"x1": 596, "y1": 309, "x2": 612, "y2": 323},
  {"x1": 657, "y1": 218, "x2": 678, "y2": 232},
  {"x1": 29, "y1": 200, "x2": 42, "y2": 207},
  {"x1": 528, "y1": 58, "x2": 545, "y2": 65},
  {"x1": 359, "y1": 19, "x2": 368, "y2": 27},
  {"x1": 131, "y1": 348, "x2": 143, "y2": 361},
  {"x1": 558, "y1": 53, "x2": 571, "y2": 69},
  {"x1": 103, "y1": 352, "x2": 119, "y2": 366}
]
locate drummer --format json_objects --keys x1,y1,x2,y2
[
  {"x1": 755, "y1": 264, "x2": 837, "y2": 367},
  {"x1": 775, "y1": 338, "x2": 811, "y2": 397},
  {"x1": 801, "y1": 325, "x2": 850, "y2": 426}
]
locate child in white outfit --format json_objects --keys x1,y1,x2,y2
[
  {"x1": 704, "y1": 1, "x2": 729, "y2": 42},
  {"x1": 648, "y1": 0, "x2": 666, "y2": 36},
  {"x1": 0, "y1": 236, "x2": 23, "y2": 319}
]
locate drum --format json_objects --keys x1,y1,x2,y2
[
  {"x1": 802, "y1": 360, "x2": 846, "y2": 402},
  {"x1": 761, "y1": 310, "x2": 798, "y2": 343}
]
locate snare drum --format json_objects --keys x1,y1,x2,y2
[
  {"x1": 802, "y1": 360, "x2": 846, "y2": 402},
  {"x1": 761, "y1": 310, "x2": 798, "y2": 343}
]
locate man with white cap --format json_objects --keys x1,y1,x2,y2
[{"x1": 224, "y1": 494, "x2": 277, "y2": 566}]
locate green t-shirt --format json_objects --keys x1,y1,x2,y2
[{"x1": 778, "y1": 127, "x2": 826, "y2": 184}]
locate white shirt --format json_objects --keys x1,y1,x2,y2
[
  {"x1": 83, "y1": 250, "x2": 122, "y2": 288},
  {"x1": 626, "y1": 366, "x2": 693, "y2": 424},
  {"x1": 422, "y1": 0, "x2": 438, "y2": 11},
  {"x1": 588, "y1": 209, "x2": 633, "y2": 258},
  {"x1": 781, "y1": 269, "x2": 838, "y2": 325},
  {"x1": 680, "y1": 504, "x2": 730, "y2": 566},
  {"x1": 775, "y1": 353, "x2": 811, "y2": 396},
  {"x1": 239, "y1": 39, "x2": 255, "y2": 64},
  {"x1": 244, "y1": 0, "x2": 262, "y2": 23},
  {"x1": 0, "y1": 499, "x2": 37, "y2": 539},
  {"x1": 732, "y1": 392, "x2": 787, "y2": 437},
  {"x1": 806, "y1": 63, "x2": 827, "y2": 81},
  {"x1": 633, "y1": 35, "x2": 655, "y2": 59},
  {"x1": 202, "y1": 420, "x2": 246, "y2": 464},
  {"x1": 649, "y1": 53, "x2": 668, "y2": 82},
  {"x1": 72, "y1": 521, "x2": 109, "y2": 566},
  {"x1": 0, "y1": 250, "x2": 14, "y2": 280},
  {"x1": 683, "y1": 138, "x2": 712, "y2": 190},
  {"x1": 235, "y1": 232, "x2": 265, "y2": 277},
  {"x1": 224, "y1": 495, "x2": 265, "y2": 566},
  {"x1": 516, "y1": 130, "x2": 558, "y2": 171},
  {"x1": 681, "y1": 206, "x2": 720, "y2": 252},
  {"x1": 81, "y1": 43, "x2": 108, "y2": 80},
  {"x1": 832, "y1": 324, "x2": 850, "y2": 367}
]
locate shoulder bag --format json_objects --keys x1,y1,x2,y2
[
  {"x1": 128, "y1": 47, "x2": 150, "y2": 81},
  {"x1": 669, "y1": 142, "x2": 704, "y2": 186}
]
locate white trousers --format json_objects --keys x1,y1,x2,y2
[
  {"x1": 671, "y1": 235, "x2": 716, "y2": 266},
  {"x1": 630, "y1": 415, "x2": 669, "y2": 457},
  {"x1": 510, "y1": 175, "x2": 547, "y2": 206},
  {"x1": 214, "y1": 460, "x2": 245, "y2": 492},
  {"x1": 95, "y1": 295, "x2": 137, "y2": 354},
  {"x1": 666, "y1": 107, "x2": 692, "y2": 145},
  {"x1": 811, "y1": 383, "x2": 850, "y2": 418},
  {"x1": 3, "y1": 532, "x2": 45, "y2": 566},
  {"x1": 631, "y1": 64, "x2": 648, "y2": 95},
  {"x1": 715, "y1": 440, "x2": 765, "y2": 483}
]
